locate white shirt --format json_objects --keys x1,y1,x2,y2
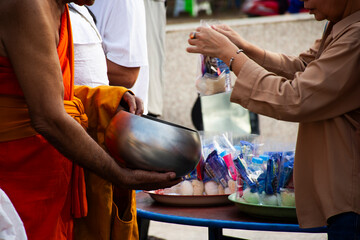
[
  {"x1": 69, "y1": 3, "x2": 109, "y2": 87},
  {"x1": 0, "y1": 189, "x2": 27, "y2": 240},
  {"x1": 89, "y1": 0, "x2": 149, "y2": 114}
]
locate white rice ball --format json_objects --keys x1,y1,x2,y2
[
  {"x1": 191, "y1": 179, "x2": 204, "y2": 195},
  {"x1": 227, "y1": 180, "x2": 236, "y2": 194},
  {"x1": 262, "y1": 194, "x2": 278, "y2": 206},
  {"x1": 218, "y1": 184, "x2": 225, "y2": 195},
  {"x1": 163, "y1": 182, "x2": 181, "y2": 195},
  {"x1": 281, "y1": 190, "x2": 295, "y2": 207},
  {"x1": 224, "y1": 187, "x2": 231, "y2": 194},
  {"x1": 242, "y1": 188, "x2": 260, "y2": 204},
  {"x1": 204, "y1": 181, "x2": 219, "y2": 195},
  {"x1": 179, "y1": 180, "x2": 193, "y2": 195}
]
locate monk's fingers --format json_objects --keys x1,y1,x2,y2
[
  {"x1": 135, "y1": 97, "x2": 144, "y2": 116},
  {"x1": 119, "y1": 168, "x2": 181, "y2": 190},
  {"x1": 134, "y1": 178, "x2": 182, "y2": 191},
  {"x1": 127, "y1": 98, "x2": 136, "y2": 114},
  {"x1": 123, "y1": 92, "x2": 137, "y2": 114}
]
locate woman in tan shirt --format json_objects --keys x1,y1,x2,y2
[{"x1": 187, "y1": 0, "x2": 360, "y2": 238}]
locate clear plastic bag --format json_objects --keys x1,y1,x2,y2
[
  {"x1": 233, "y1": 137, "x2": 296, "y2": 207},
  {"x1": 195, "y1": 20, "x2": 232, "y2": 96}
]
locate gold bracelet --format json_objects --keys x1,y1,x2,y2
[{"x1": 229, "y1": 49, "x2": 244, "y2": 71}]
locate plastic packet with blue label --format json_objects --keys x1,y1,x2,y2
[
  {"x1": 277, "y1": 151, "x2": 295, "y2": 206},
  {"x1": 204, "y1": 150, "x2": 231, "y2": 188}
]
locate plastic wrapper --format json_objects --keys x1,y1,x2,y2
[
  {"x1": 233, "y1": 156, "x2": 257, "y2": 193},
  {"x1": 199, "y1": 131, "x2": 238, "y2": 180},
  {"x1": 233, "y1": 137, "x2": 296, "y2": 207},
  {"x1": 195, "y1": 20, "x2": 232, "y2": 96},
  {"x1": 156, "y1": 133, "x2": 295, "y2": 202},
  {"x1": 204, "y1": 150, "x2": 231, "y2": 188}
]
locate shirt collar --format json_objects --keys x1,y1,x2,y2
[{"x1": 331, "y1": 10, "x2": 360, "y2": 38}]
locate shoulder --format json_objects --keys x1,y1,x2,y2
[
  {"x1": 0, "y1": 0, "x2": 45, "y2": 18},
  {"x1": 333, "y1": 15, "x2": 360, "y2": 44},
  {"x1": 0, "y1": 0, "x2": 62, "y2": 56},
  {"x1": 334, "y1": 22, "x2": 360, "y2": 51},
  {"x1": 0, "y1": 0, "x2": 42, "y2": 46},
  {"x1": 346, "y1": 22, "x2": 360, "y2": 39},
  {"x1": 0, "y1": 0, "x2": 57, "y2": 29}
]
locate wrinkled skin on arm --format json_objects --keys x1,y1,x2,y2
[{"x1": 0, "y1": 0, "x2": 180, "y2": 190}]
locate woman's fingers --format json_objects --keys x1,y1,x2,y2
[
  {"x1": 189, "y1": 31, "x2": 198, "y2": 39},
  {"x1": 212, "y1": 25, "x2": 226, "y2": 34},
  {"x1": 186, "y1": 45, "x2": 199, "y2": 54}
]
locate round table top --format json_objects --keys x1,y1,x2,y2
[{"x1": 136, "y1": 191, "x2": 326, "y2": 233}]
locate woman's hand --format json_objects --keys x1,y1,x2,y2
[
  {"x1": 119, "y1": 92, "x2": 144, "y2": 116},
  {"x1": 211, "y1": 24, "x2": 248, "y2": 50},
  {"x1": 213, "y1": 24, "x2": 265, "y2": 65},
  {"x1": 186, "y1": 26, "x2": 238, "y2": 60}
]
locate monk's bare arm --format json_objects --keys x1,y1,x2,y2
[{"x1": 0, "y1": 0, "x2": 179, "y2": 190}]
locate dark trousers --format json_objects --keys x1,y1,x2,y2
[{"x1": 327, "y1": 212, "x2": 360, "y2": 240}]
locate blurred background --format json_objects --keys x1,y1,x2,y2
[{"x1": 166, "y1": 0, "x2": 307, "y2": 23}]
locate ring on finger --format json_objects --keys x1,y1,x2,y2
[{"x1": 190, "y1": 31, "x2": 197, "y2": 39}]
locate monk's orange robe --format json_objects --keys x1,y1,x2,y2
[
  {"x1": 0, "y1": 6, "x2": 81, "y2": 240},
  {"x1": 74, "y1": 86, "x2": 139, "y2": 240},
  {"x1": 0, "y1": 5, "x2": 131, "y2": 240}
]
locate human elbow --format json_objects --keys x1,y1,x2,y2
[
  {"x1": 109, "y1": 74, "x2": 137, "y2": 88},
  {"x1": 29, "y1": 110, "x2": 64, "y2": 137}
]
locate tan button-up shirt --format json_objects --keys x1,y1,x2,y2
[{"x1": 231, "y1": 11, "x2": 360, "y2": 228}]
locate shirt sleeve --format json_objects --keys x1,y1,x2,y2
[
  {"x1": 260, "y1": 39, "x2": 321, "y2": 79},
  {"x1": 230, "y1": 27, "x2": 360, "y2": 123},
  {"x1": 89, "y1": 0, "x2": 148, "y2": 67}
]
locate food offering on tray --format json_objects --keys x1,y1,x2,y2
[
  {"x1": 153, "y1": 132, "x2": 243, "y2": 197},
  {"x1": 147, "y1": 149, "x2": 238, "y2": 206},
  {"x1": 232, "y1": 138, "x2": 296, "y2": 208},
  {"x1": 153, "y1": 175, "x2": 237, "y2": 196},
  {"x1": 147, "y1": 131, "x2": 296, "y2": 213}
]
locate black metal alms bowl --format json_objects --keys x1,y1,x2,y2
[{"x1": 105, "y1": 110, "x2": 201, "y2": 177}]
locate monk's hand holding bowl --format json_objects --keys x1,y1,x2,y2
[
  {"x1": 117, "y1": 168, "x2": 182, "y2": 191},
  {"x1": 118, "y1": 91, "x2": 144, "y2": 116}
]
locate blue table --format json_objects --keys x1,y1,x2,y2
[{"x1": 136, "y1": 191, "x2": 327, "y2": 240}]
